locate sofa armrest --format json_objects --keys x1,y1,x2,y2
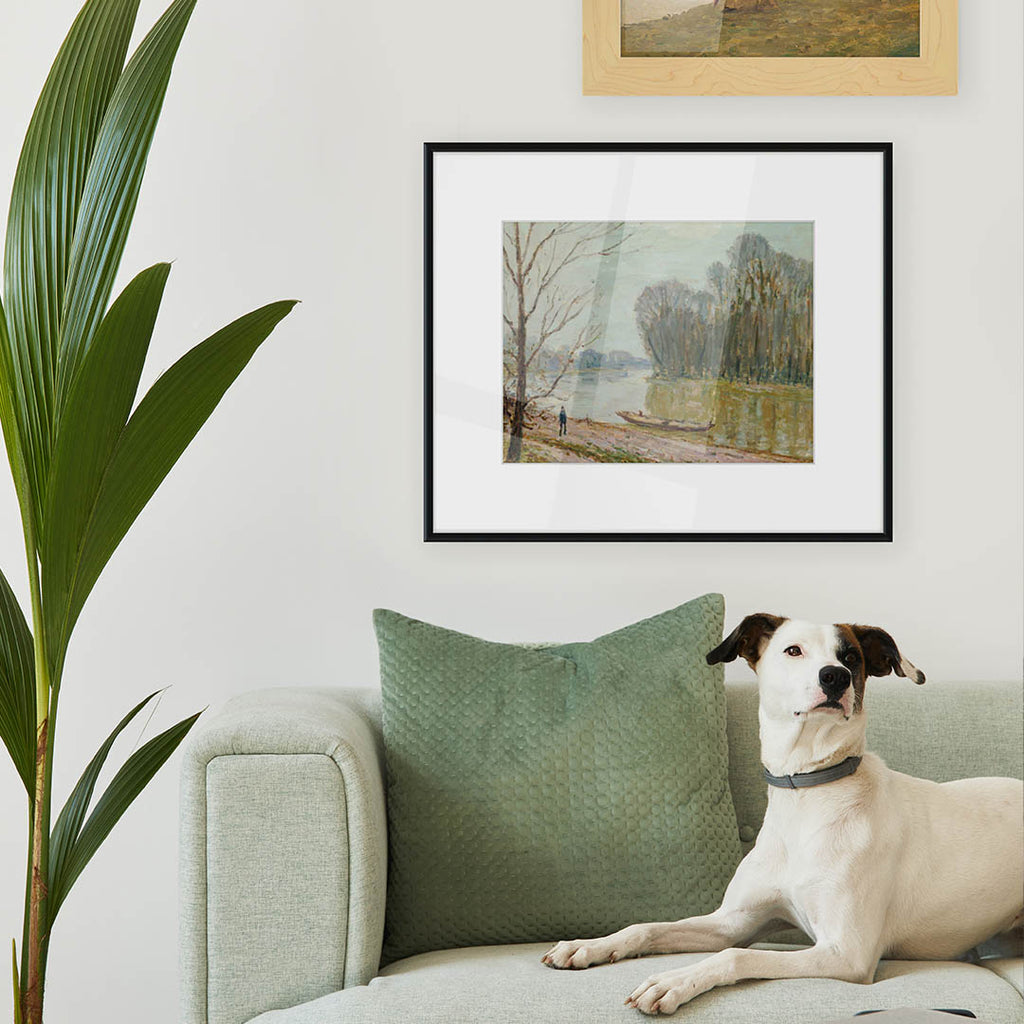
[{"x1": 179, "y1": 687, "x2": 387, "y2": 1024}]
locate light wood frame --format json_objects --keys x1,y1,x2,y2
[{"x1": 583, "y1": 0, "x2": 957, "y2": 96}]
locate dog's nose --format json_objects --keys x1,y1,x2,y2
[{"x1": 819, "y1": 665, "x2": 852, "y2": 696}]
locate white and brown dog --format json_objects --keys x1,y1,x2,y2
[{"x1": 543, "y1": 615, "x2": 1024, "y2": 1015}]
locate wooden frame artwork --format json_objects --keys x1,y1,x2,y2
[{"x1": 583, "y1": 0, "x2": 957, "y2": 96}]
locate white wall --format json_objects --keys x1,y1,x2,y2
[{"x1": 0, "y1": 1, "x2": 1020, "y2": 1020}]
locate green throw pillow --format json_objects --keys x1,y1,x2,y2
[{"x1": 374, "y1": 593, "x2": 741, "y2": 964}]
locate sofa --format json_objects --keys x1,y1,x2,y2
[{"x1": 179, "y1": 678, "x2": 1023, "y2": 1024}]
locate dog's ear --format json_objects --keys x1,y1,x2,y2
[
  {"x1": 847, "y1": 625, "x2": 925, "y2": 684},
  {"x1": 707, "y1": 614, "x2": 785, "y2": 670}
]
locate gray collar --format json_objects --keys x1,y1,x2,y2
[{"x1": 763, "y1": 755, "x2": 862, "y2": 789}]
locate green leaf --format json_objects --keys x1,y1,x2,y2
[
  {"x1": 41, "y1": 264, "x2": 170, "y2": 671},
  {"x1": 0, "y1": 565, "x2": 35, "y2": 797},
  {"x1": 0, "y1": 298, "x2": 32, "y2": 545},
  {"x1": 48, "y1": 689, "x2": 162, "y2": 917},
  {"x1": 56, "y1": 0, "x2": 197, "y2": 418},
  {"x1": 47, "y1": 709, "x2": 201, "y2": 922},
  {"x1": 58, "y1": 300, "x2": 296, "y2": 644},
  {"x1": 12, "y1": 938, "x2": 21, "y2": 1024},
  {"x1": 2, "y1": 0, "x2": 141, "y2": 530}
]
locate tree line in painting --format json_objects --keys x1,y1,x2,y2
[{"x1": 634, "y1": 232, "x2": 813, "y2": 386}]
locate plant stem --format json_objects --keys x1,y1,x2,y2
[
  {"x1": 24, "y1": 719, "x2": 47, "y2": 1024},
  {"x1": 37, "y1": 680, "x2": 60, "y2": 987},
  {"x1": 20, "y1": 511, "x2": 51, "y2": 1024},
  {"x1": 19, "y1": 799, "x2": 32, "y2": 1000}
]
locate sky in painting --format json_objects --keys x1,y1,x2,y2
[{"x1": 518, "y1": 221, "x2": 813, "y2": 359}]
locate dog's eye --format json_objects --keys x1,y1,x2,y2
[
  {"x1": 784, "y1": 645, "x2": 802, "y2": 657},
  {"x1": 842, "y1": 652, "x2": 858, "y2": 666}
]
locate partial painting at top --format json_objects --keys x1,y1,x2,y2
[
  {"x1": 621, "y1": 1, "x2": 920, "y2": 58},
  {"x1": 503, "y1": 221, "x2": 813, "y2": 465}
]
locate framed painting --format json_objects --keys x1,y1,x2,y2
[
  {"x1": 583, "y1": 0, "x2": 957, "y2": 95},
  {"x1": 425, "y1": 143, "x2": 892, "y2": 542}
]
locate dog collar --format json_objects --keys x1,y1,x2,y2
[{"x1": 763, "y1": 755, "x2": 862, "y2": 789}]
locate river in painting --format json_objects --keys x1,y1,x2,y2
[{"x1": 533, "y1": 368, "x2": 812, "y2": 461}]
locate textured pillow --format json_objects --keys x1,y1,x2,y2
[{"x1": 374, "y1": 594, "x2": 741, "y2": 964}]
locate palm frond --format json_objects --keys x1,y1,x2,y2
[
  {"x1": 58, "y1": 300, "x2": 297, "y2": 645},
  {"x1": 41, "y1": 264, "x2": 170, "y2": 674},
  {"x1": 11, "y1": 940, "x2": 21, "y2": 1024},
  {"x1": 2, "y1": 0, "x2": 141, "y2": 532},
  {"x1": 47, "y1": 709, "x2": 201, "y2": 921},
  {"x1": 0, "y1": 568, "x2": 36, "y2": 796},
  {"x1": 56, "y1": 0, "x2": 197, "y2": 419},
  {"x1": 48, "y1": 690, "x2": 163, "y2": 922}
]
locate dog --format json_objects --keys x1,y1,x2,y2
[{"x1": 542, "y1": 614, "x2": 1024, "y2": 1016}]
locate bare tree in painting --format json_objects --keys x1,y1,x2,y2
[{"x1": 502, "y1": 222, "x2": 627, "y2": 462}]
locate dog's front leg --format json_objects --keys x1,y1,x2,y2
[
  {"x1": 543, "y1": 850, "x2": 782, "y2": 970},
  {"x1": 542, "y1": 903, "x2": 779, "y2": 970},
  {"x1": 627, "y1": 944, "x2": 880, "y2": 1016}
]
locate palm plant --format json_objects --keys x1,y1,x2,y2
[{"x1": 0, "y1": 1, "x2": 295, "y2": 1020}]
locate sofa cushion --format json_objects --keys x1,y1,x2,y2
[
  {"x1": 374, "y1": 595, "x2": 741, "y2": 964},
  {"x1": 980, "y1": 958, "x2": 1024, "y2": 997},
  {"x1": 247, "y1": 943, "x2": 1024, "y2": 1024}
]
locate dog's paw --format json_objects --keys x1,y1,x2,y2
[
  {"x1": 541, "y1": 937, "x2": 625, "y2": 970},
  {"x1": 625, "y1": 969, "x2": 700, "y2": 1016}
]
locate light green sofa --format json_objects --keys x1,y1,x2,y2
[{"x1": 179, "y1": 679, "x2": 1023, "y2": 1024}]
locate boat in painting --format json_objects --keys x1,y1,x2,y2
[{"x1": 615, "y1": 410, "x2": 714, "y2": 432}]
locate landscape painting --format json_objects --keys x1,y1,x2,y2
[
  {"x1": 620, "y1": 0, "x2": 920, "y2": 58},
  {"x1": 502, "y1": 221, "x2": 813, "y2": 465}
]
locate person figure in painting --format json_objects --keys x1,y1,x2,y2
[{"x1": 558, "y1": 406, "x2": 568, "y2": 436}]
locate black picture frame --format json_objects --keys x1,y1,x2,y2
[{"x1": 424, "y1": 142, "x2": 893, "y2": 543}]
